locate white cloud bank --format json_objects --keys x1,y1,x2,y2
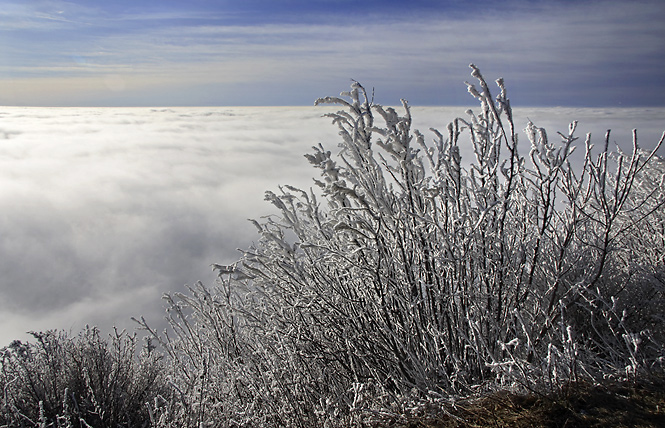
[{"x1": 0, "y1": 104, "x2": 663, "y2": 346}]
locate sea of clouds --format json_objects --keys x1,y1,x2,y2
[{"x1": 1, "y1": 105, "x2": 663, "y2": 346}]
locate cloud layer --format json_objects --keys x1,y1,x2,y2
[
  {"x1": 0, "y1": 106, "x2": 336, "y2": 344},
  {"x1": 1, "y1": 104, "x2": 663, "y2": 346}
]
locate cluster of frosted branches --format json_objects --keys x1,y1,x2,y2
[
  {"x1": 133, "y1": 65, "x2": 665, "y2": 426},
  {"x1": 0, "y1": 327, "x2": 165, "y2": 428}
]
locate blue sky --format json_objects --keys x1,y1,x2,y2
[{"x1": 1, "y1": 0, "x2": 664, "y2": 106}]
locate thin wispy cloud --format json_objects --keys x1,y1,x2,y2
[{"x1": 1, "y1": 0, "x2": 663, "y2": 106}]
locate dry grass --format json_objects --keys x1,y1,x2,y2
[{"x1": 397, "y1": 376, "x2": 665, "y2": 428}]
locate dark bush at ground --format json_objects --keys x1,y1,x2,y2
[{"x1": 0, "y1": 327, "x2": 166, "y2": 428}]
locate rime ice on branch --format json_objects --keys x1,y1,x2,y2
[{"x1": 132, "y1": 65, "x2": 665, "y2": 427}]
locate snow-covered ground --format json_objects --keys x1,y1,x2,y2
[{"x1": 0, "y1": 105, "x2": 663, "y2": 346}]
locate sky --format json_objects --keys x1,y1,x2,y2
[
  {"x1": 1, "y1": 0, "x2": 665, "y2": 107},
  {"x1": 1, "y1": 0, "x2": 665, "y2": 346}
]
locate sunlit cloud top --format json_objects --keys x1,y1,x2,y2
[{"x1": 1, "y1": 0, "x2": 664, "y2": 106}]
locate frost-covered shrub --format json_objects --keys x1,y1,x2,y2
[
  {"x1": 0, "y1": 327, "x2": 166, "y2": 428},
  {"x1": 137, "y1": 65, "x2": 665, "y2": 426}
]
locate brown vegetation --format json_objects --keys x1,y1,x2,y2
[{"x1": 398, "y1": 377, "x2": 665, "y2": 428}]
